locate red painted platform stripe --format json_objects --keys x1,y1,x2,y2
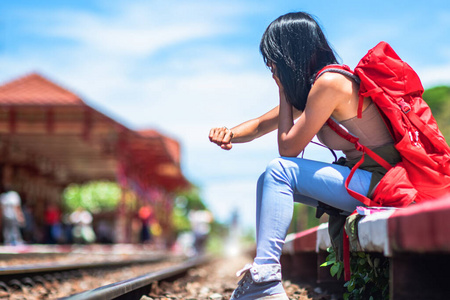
[
  {"x1": 292, "y1": 226, "x2": 319, "y2": 252},
  {"x1": 388, "y1": 197, "x2": 450, "y2": 253}
]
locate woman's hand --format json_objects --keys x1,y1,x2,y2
[{"x1": 209, "y1": 126, "x2": 234, "y2": 150}]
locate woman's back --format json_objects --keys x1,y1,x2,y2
[{"x1": 317, "y1": 101, "x2": 394, "y2": 160}]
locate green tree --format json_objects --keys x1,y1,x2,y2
[
  {"x1": 423, "y1": 85, "x2": 450, "y2": 142},
  {"x1": 63, "y1": 181, "x2": 121, "y2": 213}
]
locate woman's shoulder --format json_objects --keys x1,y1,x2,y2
[
  {"x1": 314, "y1": 70, "x2": 354, "y2": 88},
  {"x1": 312, "y1": 71, "x2": 355, "y2": 96}
]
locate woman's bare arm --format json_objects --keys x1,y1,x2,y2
[
  {"x1": 209, "y1": 106, "x2": 278, "y2": 150},
  {"x1": 209, "y1": 105, "x2": 302, "y2": 150},
  {"x1": 277, "y1": 72, "x2": 353, "y2": 157}
]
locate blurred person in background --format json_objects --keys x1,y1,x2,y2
[
  {"x1": 21, "y1": 204, "x2": 36, "y2": 244},
  {"x1": 0, "y1": 190, "x2": 25, "y2": 246},
  {"x1": 138, "y1": 204, "x2": 154, "y2": 244},
  {"x1": 188, "y1": 209, "x2": 213, "y2": 255},
  {"x1": 70, "y1": 208, "x2": 96, "y2": 244},
  {"x1": 44, "y1": 203, "x2": 62, "y2": 244}
]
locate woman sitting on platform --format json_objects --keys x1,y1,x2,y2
[{"x1": 209, "y1": 12, "x2": 399, "y2": 300}]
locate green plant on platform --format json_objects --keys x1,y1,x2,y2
[
  {"x1": 320, "y1": 247, "x2": 344, "y2": 279},
  {"x1": 321, "y1": 247, "x2": 389, "y2": 300}
]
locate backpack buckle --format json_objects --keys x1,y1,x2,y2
[{"x1": 399, "y1": 100, "x2": 411, "y2": 114}]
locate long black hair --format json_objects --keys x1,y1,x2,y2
[{"x1": 260, "y1": 12, "x2": 338, "y2": 111}]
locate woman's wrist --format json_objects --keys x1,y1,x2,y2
[{"x1": 224, "y1": 126, "x2": 234, "y2": 140}]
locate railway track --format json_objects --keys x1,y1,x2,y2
[
  {"x1": 63, "y1": 255, "x2": 211, "y2": 300},
  {"x1": 0, "y1": 253, "x2": 211, "y2": 299},
  {"x1": 1, "y1": 251, "x2": 332, "y2": 299}
]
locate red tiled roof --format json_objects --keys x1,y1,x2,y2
[
  {"x1": 138, "y1": 129, "x2": 162, "y2": 138},
  {"x1": 0, "y1": 73, "x2": 84, "y2": 105},
  {"x1": 0, "y1": 72, "x2": 190, "y2": 191},
  {"x1": 138, "y1": 129, "x2": 181, "y2": 165}
]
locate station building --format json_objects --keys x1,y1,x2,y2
[{"x1": 0, "y1": 73, "x2": 190, "y2": 245}]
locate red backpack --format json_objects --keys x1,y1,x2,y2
[{"x1": 316, "y1": 41, "x2": 450, "y2": 208}]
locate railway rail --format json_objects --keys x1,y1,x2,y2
[
  {"x1": 63, "y1": 255, "x2": 211, "y2": 300},
  {"x1": 0, "y1": 252, "x2": 197, "y2": 299},
  {"x1": 0, "y1": 255, "x2": 167, "y2": 279}
]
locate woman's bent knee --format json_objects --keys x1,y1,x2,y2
[
  {"x1": 266, "y1": 157, "x2": 286, "y2": 173},
  {"x1": 264, "y1": 157, "x2": 299, "y2": 185},
  {"x1": 265, "y1": 157, "x2": 298, "y2": 174}
]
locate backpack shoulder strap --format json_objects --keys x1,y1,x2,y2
[
  {"x1": 326, "y1": 118, "x2": 393, "y2": 207},
  {"x1": 316, "y1": 65, "x2": 364, "y2": 118},
  {"x1": 316, "y1": 64, "x2": 360, "y2": 84}
]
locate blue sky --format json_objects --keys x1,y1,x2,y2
[{"x1": 1, "y1": 0, "x2": 449, "y2": 230}]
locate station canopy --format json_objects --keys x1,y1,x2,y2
[{"x1": 0, "y1": 73, "x2": 190, "y2": 193}]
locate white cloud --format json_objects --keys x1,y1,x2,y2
[
  {"x1": 47, "y1": 15, "x2": 226, "y2": 57},
  {"x1": 16, "y1": 1, "x2": 250, "y2": 58}
]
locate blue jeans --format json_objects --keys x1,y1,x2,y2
[{"x1": 254, "y1": 157, "x2": 372, "y2": 265}]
